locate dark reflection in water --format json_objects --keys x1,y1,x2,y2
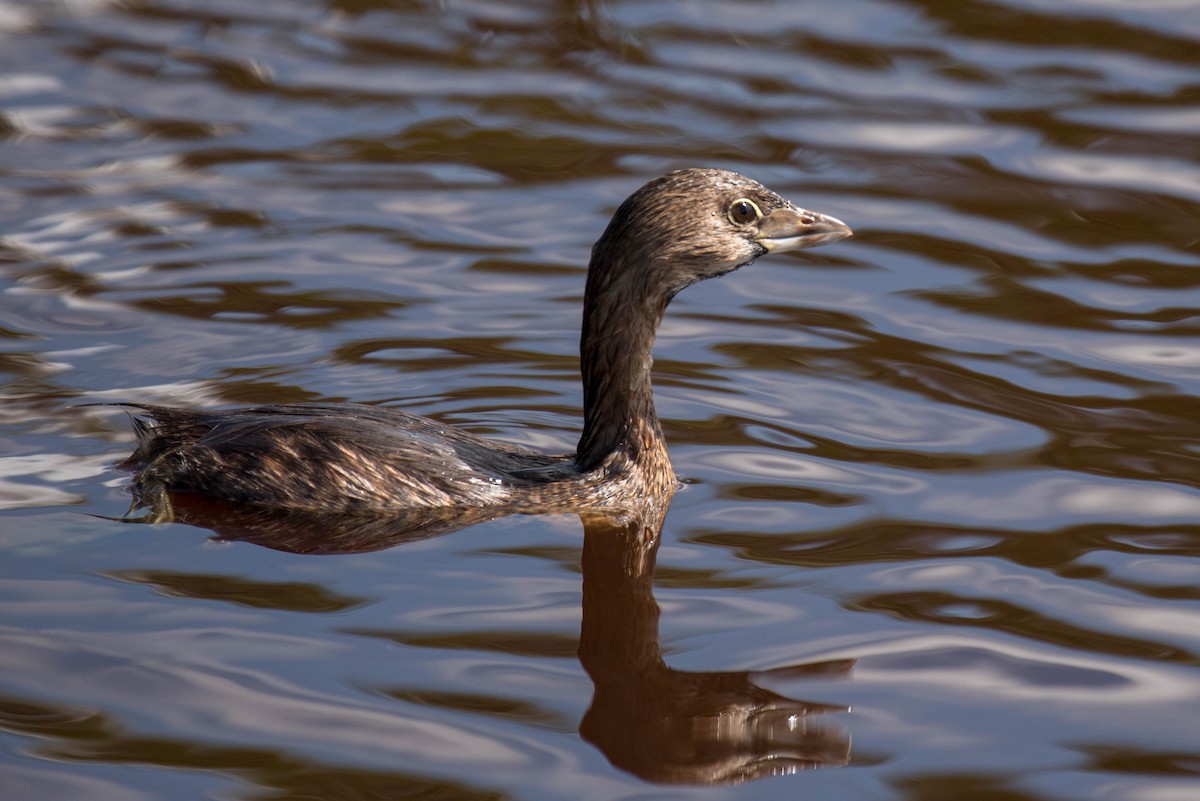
[
  {"x1": 122, "y1": 489, "x2": 511, "y2": 553},
  {"x1": 103, "y1": 567, "x2": 368, "y2": 612},
  {"x1": 577, "y1": 509, "x2": 851, "y2": 784},
  {"x1": 117, "y1": 488, "x2": 851, "y2": 786},
  {"x1": 5, "y1": 0, "x2": 1200, "y2": 798}
]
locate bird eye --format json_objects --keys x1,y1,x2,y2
[{"x1": 727, "y1": 198, "x2": 761, "y2": 225}]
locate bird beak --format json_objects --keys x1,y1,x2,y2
[{"x1": 756, "y1": 207, "x2": 853, "y2": 253}]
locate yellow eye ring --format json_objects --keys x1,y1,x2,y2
[{"x1": 727, "y1": 198, "x2": 762, "y2": 225}]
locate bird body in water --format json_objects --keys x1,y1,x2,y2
[{"x1": 118, "y1": 169, "x2": 851, "y2": 515}]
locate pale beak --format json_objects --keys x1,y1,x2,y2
[{"x1": 757, "y1": 207, "x2": 852, "y2": 253}]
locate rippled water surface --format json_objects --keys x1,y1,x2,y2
[{"x1": 3, "y1": 0, "x2": 1200, "y2": 798}]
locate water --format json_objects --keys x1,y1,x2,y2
[{"x1": 2, "y1": 0, "x2": 1199, "y2": 798}]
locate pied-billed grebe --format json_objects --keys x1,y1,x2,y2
[{"x1": 116, "y1": 169, "x2": 851, "y2": 514}]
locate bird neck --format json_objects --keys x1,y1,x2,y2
[{"x1": 575, "y1": 250, "x2": 672, "y2": 473}]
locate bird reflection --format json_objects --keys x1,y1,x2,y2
[
  {"x1": 578, "y1": 507, "x2": 851, "y2": 784},
  {"x1": 120, "y1": 489, "x2": 852, "y2": 784}
]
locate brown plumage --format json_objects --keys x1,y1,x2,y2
[{"x1": 114, "y1": 169, "x2": 851, "y2": 515}]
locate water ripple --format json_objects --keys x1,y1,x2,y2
[{"x1": 2, "y1": 0, "x2": 1199, "y2": 797}]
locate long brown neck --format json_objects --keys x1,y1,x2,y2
[{"x1": 575, "y1": 248, "x2": 672, "y2": 472}]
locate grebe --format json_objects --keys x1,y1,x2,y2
[{"x1": 116, "y1": 169, "x2": 851, "y2": 514}]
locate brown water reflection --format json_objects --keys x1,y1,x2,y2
[
  {"x1": 114, "y1": 489, "x2": 852, "y2": 785},
  {"x1": 4, "y1": 0, "x2": 1200, "y2": 799},
  {"x1": 577, "y1": 509, "x2": 851, "y2": 784}
]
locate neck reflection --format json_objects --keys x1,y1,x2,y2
[
  {"x1": 578, "y1": 505, "x2": 851, "y2": 784},
  {"x1": 118, "y1": 491, "x2": 852, "y2": 785}
]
